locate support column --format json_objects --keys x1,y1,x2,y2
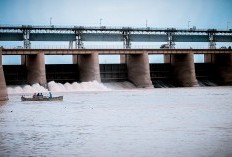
[
  {"x1": 164, "y1": 54, "x2": 171, "y2": 63},
  {"x1": 21, "y1": 55, "x2": 26, "y2": 65},
  {"x1": 171, "y1": 53, "x2": 198, "y2": 87},
  {"x1": 26, "y1": 52, "x2": 47, "y2": 87},
  {"x1": 120, "y1": 55, "x2": 127, "y2": 63},
  {"x1": 0, "y1": 51, "x2": 8, "y2": 101},
  {"x1": 121, "y1": 30, "x2": 130, "y2": 65},
  {"x1": 72, "y1": 55, "x2": 78, "y2": 64},
  {"x1": 78, "y1": 53, "x2": 101, "y2": 82},
  {"x1": 127, "y1": 53, "x2": 153, "y2": 88},
  {"x1": 213, "y1": 54, "x2": 232, "y2": 85}
]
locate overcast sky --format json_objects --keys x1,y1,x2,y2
[
  {"x1": 0, "y1": 0, "x2": 231, "y2": 64},
  {"x1": 1, "y1": 0, "x2": 231, "y2": 28}
]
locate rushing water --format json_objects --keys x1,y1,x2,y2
[{"x1": 1, "y1": 83, "x2": 232, "y2": 157}]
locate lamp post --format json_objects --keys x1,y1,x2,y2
[
  {"x1": 50, "y1": 17, "x2": 52, "y2": 25},
  {"x1": 188, "y1": 21, "x2": 191, "y2": 29},
  {"x1": 100, "y1": 18, "x2": 103, "y2": 27}
]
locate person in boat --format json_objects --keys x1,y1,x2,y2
[
  {"x1": 36, "y1": 93, "x2": 43, "y2": 97},
  {"x1": 49, "y1": 92, "x2": 52, "y2": 98}
]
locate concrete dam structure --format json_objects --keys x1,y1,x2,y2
[
  {"x1": 0, "y1": 25, "x2": 232, "y2": 100},
  {"x1": 1, "y1": 48, "x2": 232, "y2": 101}
]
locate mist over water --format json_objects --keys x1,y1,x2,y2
[
  {"x1": 7, "y1": 81, "x2": 137, "y2": 94},
  {"x1": 6, "y1": 79, "x2": 218, "y2": 95},
  {"x1": 7, "y1": 83, "x2": 49, "y2": 94}
]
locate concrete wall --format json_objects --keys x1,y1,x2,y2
[
  {"x1": 127, "y1": 53, "x2": 153, "y2": 88},
  {"x1": 46, "y1": 64, "x2": 79, "y2": 83},
  {"x1": 78, "y1": 53, "x2": 101, "y2": 82},
  {"x1": 0, "y1": 52, "x2": 8, "y2": 101},
  {"x1": 213, "y1": 54, "x2": 232, "y2": 85},
  {"x1": 170, "y1": 53, "x2": 199, "y2": 87},
  {"x1": 26, "y1": 52, "x2": 47, "y2": 87}
]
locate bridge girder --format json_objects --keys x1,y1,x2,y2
[{"x1": 0, "y1": 25, "x2": 231, "y2": 49}]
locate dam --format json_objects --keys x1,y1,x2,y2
[{"x1": 0, "y1": 25, "x2": 232, "y2": 100}]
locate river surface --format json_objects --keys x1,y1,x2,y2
[{"x1": 1, "y1": 86, "x2": 232, "y2": 157}]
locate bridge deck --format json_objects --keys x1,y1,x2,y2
[{"x1": 1, "y1": 48, "x2": 232, "y2": 55}]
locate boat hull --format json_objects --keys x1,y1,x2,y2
[{"x1": 21, "y1": 96, "x2": 63, "y2": 101}]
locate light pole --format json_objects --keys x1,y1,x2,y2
[
  {"x1": 100, "y1": 18, "x2": 103, "y2": 27},
  {"x1": 188, "y1": 21, "x2": 191, "y2": 29},
  {"x1": 50, "y1": 17, "x2": 52, "y2": 25}
]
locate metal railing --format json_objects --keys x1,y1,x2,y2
[
  {"x1": 1, "y1": 44, "x2": 230, "y2": 49},
  {"x1": 0, "y1": 24, "x2": 231, "y2": 33}
]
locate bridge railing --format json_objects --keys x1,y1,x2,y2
[
  {"x1": 0, "y1": 44, "x2": 224, "y2": 49},
  {"x1": 1, "y1": 24, "x2": 231, "y2": 32}
]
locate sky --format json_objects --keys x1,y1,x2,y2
[
  {"x1": 0, "y1": 0, "x2": 232, "y2": 28},
  {"x1": 0, "y1": 0, "x2": 232, "y2": 64}
]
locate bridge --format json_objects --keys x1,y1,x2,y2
[
  {"x1": 1, "y1": 25, "x2": 232, "y2": 49},
  {"x1": 1, "y1": 48, "x2": 232, "y2": 55},
  {"x1": 0, "y1": 25, "x2": 232, "y2": 101}
]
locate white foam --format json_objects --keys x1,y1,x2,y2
[
  {"x1": 7, "y1": 83, "x2": 48, "y2": 94},
  {"x1": 47, "y1": 81, "x2": 110, "y2": 92},
  {"x1": 6, "y1": 81, "x2": 138, "y2": 94}
]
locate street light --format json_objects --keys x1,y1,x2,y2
[
  {"x1": 188, "y1": 21, "x2": 191, "y2": 29},
  {"x1": 100, "y1": 18, "x2": 103, "y2": 27},
  {"x1": 50, "y1": 17, "x2": 52, "y2": 25}
]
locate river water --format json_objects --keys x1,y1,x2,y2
[{"x1": 1, "y1": 82, "x2": 232, "y2": 157}]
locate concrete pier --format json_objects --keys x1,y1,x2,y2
[
  {"x1": 26, "y1": 52, "x2": 47, "y2": 86},
  {"x1": 72, "y1": 55, "x2": 78, "y2": 64},
  {"x1": 0, "y1": 52, "x2": 8, "y2": 101},
  {"x1": 164, "y1": 54, "x2": 171, "y2": 63},
  {"x1": 78, "y1": 53, "x2": 101, "y2": 82},
  {"x1": 204, "y1": 54, "x2": 213, "y2": 63},
  {"x1": 171, "y1": 53, "x2": 198, "y2": 87},
  {"x1": 127, "y1": 53, "x2": 153, "y2": 88},
  {"x1": 213, "y1": 54, "x2": 232, "y2": 85},
  {"x1": 21, "y1": 55, "x2": 26, "y2": 65},
  {"x1": 120, "y1": 55, "x2": 127, "y2": 63}
]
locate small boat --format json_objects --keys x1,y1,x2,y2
[{"x1": 21, "y1": 95, "x2": 63, "y2": 101}]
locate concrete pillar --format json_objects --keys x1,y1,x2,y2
[
  {"x1": 127, "y1": 53, "x2": 153, "y2": 88},
  {"x1": 120, "y1": 55, "x2": 127, "y2": 63},
  {"x1": 213, "y1": 54, "x2": 232, "y2": 85},
  {"x1": 21, "y1": 55, "x2": 26, "y2": 65},
  {"x1": 0, "y1": 52, "x2": 8, "y2": 101},
  {"x1": 164, "y1": 54, "x2": 171, "y2": 63},
  {"x1": 72, "y1": 55, "x2": 78, "y2": 64},
  {"x1": 78, "y1": 53, "x2": 101, "y2": 82},
  {"x1": 26, "y1": 52, "x2": 47, "y2": 87},
  {"x1": 171, "y1": 53, "x2": 198, "y2": 87}
]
